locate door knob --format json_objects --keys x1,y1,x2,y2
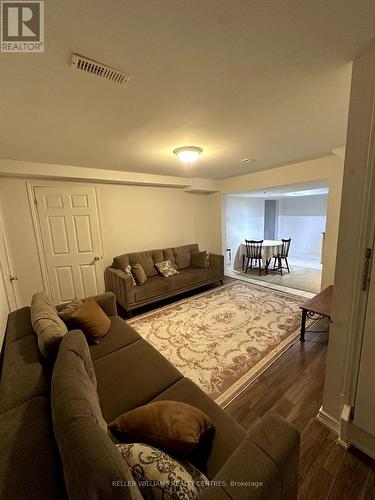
[{"x1": 94, "y1": 256, "x2": 104, "y2": 261}]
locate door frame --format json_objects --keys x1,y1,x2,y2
[
  {"x1": 0, "y1": 200, "x2": 18, "y2": 310},
  {"x1": 26, "y1": 180, "x2": 105, "y2": 300}
]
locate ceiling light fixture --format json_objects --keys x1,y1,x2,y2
[
  {"x1": 241, "y1": 158, "x2": 255, "y2": 164},
  {"x1": 173, "y1": 146, "x2": 203, "y2": 164}
]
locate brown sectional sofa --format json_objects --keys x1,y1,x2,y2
[
  {"x1": 105, "y1": 244, "x2": 224, "y2": 312},
  {"x1": 0, "y1": 292, "x2": 300, "y2": 499}
]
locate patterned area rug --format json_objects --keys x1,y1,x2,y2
[{"x1": 128, "y1": 281, "x2": 305, "y2": 407}]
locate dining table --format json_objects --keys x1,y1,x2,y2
[{"x1": 233, "y1": 240, "x2": 283, "y2": 274}]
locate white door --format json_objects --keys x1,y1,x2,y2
[{"x1": 35, "y1": 185, "x2": 105, "y2": 304}]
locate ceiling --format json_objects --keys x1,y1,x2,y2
[{"x1": 1, "y1": 1, "x2": 375, "y2": 179}]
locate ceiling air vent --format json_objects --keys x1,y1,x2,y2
[{"x1": 70, "y1": 54, "x2": 130, "y2": 86}]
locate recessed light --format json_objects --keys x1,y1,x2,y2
[{"x1": 241, "y1": 158, "x2": 255, "y2": 164}]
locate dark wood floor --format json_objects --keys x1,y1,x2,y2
[
  {"x1": 225, "y1": 323, "x2": 375, "y2": 499},
  {"x1": 128, "y1": 278, "x2": 375, "y2": 499}
]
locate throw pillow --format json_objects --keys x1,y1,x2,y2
[
  {"x1": 155, "y1": 259, "x2": 179, "y2": 277},
  {"x1": 71, "y1": 297, "x2": 111, "y2": 344},
  {"x1": 191, "y1": 251, "x2": 209, "y2": 269},
  {"x1": 57, "y1": 298, "x2": 83, "y2": 326},
  {"x1": 124, "y1": 264, "x2": 137, "y2": 286},
  {"x1": 31, "y1": 292, "x2": 68, "y2": 359},
  {"x1": 117, "y1": 442, "x2": 208, "y2": 500},
  {"x1": 109, "y1": 400, "x2": 215, "y2": 457},
  {"x1": 131, "y1": 263, "x2": 147, "y2": 285}
]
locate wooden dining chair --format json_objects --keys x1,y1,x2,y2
[
  {"x1": 273, "y1": 238, "x2": 291, "y2": 275},
  {"x1": 245, "y1": 240, "x2": 264, "y2": 275}
]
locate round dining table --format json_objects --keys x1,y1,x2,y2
[{"x1": 233, "y1": 240, "x2": 283, "y2": 274}]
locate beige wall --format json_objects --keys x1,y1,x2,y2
[
  {"x1": 218, "y1": 154, "x2": 344, "y2": 289},
  {"x1": 0, "y1": 177, "x2": 217, "y2": 307}
]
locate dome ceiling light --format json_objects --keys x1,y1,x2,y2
[{"x1": 173, "y1": 146, "x2": 203, "y2": 164}]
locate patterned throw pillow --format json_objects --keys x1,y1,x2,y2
[
  {"x1": 124, "y1": 264, "x2": 137, "y2": 286},
  {"x1": 116, "y1": 442, "x2": 208, "y2": 500},
  {"x1": 155, "y1": 260, "x2": 179, "y2": 278}
]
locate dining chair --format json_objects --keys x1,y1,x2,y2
[
  {"x1": 245, "y1": 240, "x2": 264, "y2": 275},
  {"x1": 273, "y1": 238, "x2": 291, "y2": 275}
]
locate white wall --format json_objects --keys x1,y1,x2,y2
[
  {"x1": 219, "y1": 155, "x2": 344, "y2": 289},
  {"x1": 277, "y1": 194, "x2": 327, "y2": 259},
  {"x1": 225, "y1": 197, "x2": 264, "y2": 263},
  {"x1": 0, "y1": 177, "x2": 217, "y2": 307}
]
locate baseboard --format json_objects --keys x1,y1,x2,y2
[{"x1": 316, "y1": 406, "x2": 340, "y2": 435}]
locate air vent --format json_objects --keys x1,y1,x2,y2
[{"x1": 71, "y1": 54, "x2": 130, "y2": 86}]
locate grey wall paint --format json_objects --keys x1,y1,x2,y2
[{"x1": 264, "y1": 200, "x2": 277, "y2": 239}]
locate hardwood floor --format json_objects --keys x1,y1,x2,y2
[
  {"x1": 225, "y1": 320, "x2": 375, "y2": 499},
  {"x1": 128, "y1": 278, "x2": 375, "y2": 499}
]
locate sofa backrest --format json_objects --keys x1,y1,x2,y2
[
  {"x1": 52, "y1": 330, "x2": 141, "y2": 500},
  {"x1": 0, "y1": 307, "x2": 67, "y2": 499},
  {"x1": 112, "y1": 243, "x2": 199, "y2": 275}
]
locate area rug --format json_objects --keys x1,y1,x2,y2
[{"x1": 128, "y1": 281, "x2": 306, "y2": 407}]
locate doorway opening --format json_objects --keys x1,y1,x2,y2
[{"x1": 224, "y1": 182, "x2": 328, "y2": 295}]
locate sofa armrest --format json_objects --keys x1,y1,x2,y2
[
  {"x1": 104, "y1": 267, "x2": 135, "y2": 310},
  {"x1": 209, "y1": 253, "x2": 224, "y2": 274},
  {"x1": 200, "y1": 413, "x2": 299, "y2": 500}
]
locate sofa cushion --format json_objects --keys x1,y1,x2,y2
[
  {"x1": 90, "y1": 316, "x2": 141, "y2": 361},
  {"x1": 163, "y1": 247, "x2": 176, "y2": 266},
  {"x1": 58, "y1": 298, "x2": 83, "y2": 326},
  {"x1": 52, "y1": 330, "x2": 141, "y2": 500},
  {"x1": 129, "y1": 252, "x2": 158, "y2": 277},
  {"x1": 117, "y1": 442, "x2": 208, "y2": 500},
  {"x1": 131, "y1": 263, "x2": 148, "y2": 285},
  {"x1": 166, "y1": 268, "x2": 217, "y2": 291},
  {"x1": 93, "y1": 339, "x2": 183, "y2": 423},
  {"x1": 173, "y1": 244, "x2": 198, "y2": 270},
  {"x1": 109, "y1": 400, "x2": 215, "y2": 458},
  {"x1": 0, "y1": 334, "x2": 50, "y2": 413},
  {"x1": 0, "y1": 396, "x2": 67, "y2": 500},
  {"x1": 134, "y1": 276, "x2": 170, "y2": 302},
  {"x1": 152, "y1": 378, "x2": 246, "y2": 479},
  {"x1": 31, "y1": 292, "x2": 68, "y2": 359},
  {"x1": 155, "y1": 259, "x2": 179, "y2": 278},
  {"x1": 192, "y1": 251, "x2": 209, "y2": 269},
  {"x1": 113, "y1": 253, "x2": 130, "y2": 271},
  {"x1": 71, "y1": 297, "x2": 111, "y2": 344}
]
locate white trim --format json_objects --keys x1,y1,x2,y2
[
  {"x1": 0, "y1": 203, "x2": 18, "y2": 310},
  {"x1": 26, "y1": 181, "x2": 52, "y2": 297},
  {"x1": 316, "y1": 406, "x2": 340, "y2": 435},
  {"x1": 342, "y1": 64, "x2": 375, "y2": 409},
  {"x1": 0, "y1": 158, "x2": 219, "y2": 193}
]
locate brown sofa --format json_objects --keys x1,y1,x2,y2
[
  {"x1": 0, "y1": 292, "x2": 300, "y2": 499},
  {"x1": 105, "y1": 244, "x2": 224, "y2": 313}
]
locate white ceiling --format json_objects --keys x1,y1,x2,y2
[{"x1": 1, "y1": 1, "x2": 375, "y2": 179}]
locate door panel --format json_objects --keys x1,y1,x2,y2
[{"x1": 35, "y1": 186, "x2": 104, "y2": 304}]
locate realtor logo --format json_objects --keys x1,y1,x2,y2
[{"x1": 1, "y1": 1, "x2": 44, "y2": 52}]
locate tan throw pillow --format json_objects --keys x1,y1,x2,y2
[
  {"x1": 31, "y1": 292, "x2": 68, "y2": 359},
  {"x1": 117, "y1": 442, "x2": 208, "y2": 499},
  {"x1": 71, "y1": 297, "x2": 111, "y2": 344},
  {"x1": 109, "y1": 400, "x2": 215, "y2": 457},
  {"x1": 191, "y1": 251, "x2": 209, "y2": 269},
  {"x1": 124, "y1": 265, "x2": 137, "y2": 286},
  {"x1": 131, "y1": 263, "x2": 147, "y2": 285},
  {"x1": 155, "y1": 259, "x2": 179, "y2": 277},
  {"x1": 58, "y1": 298, "x2": 83, "y2": 327}
]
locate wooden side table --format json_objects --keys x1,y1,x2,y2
[{"x1": 300, "y1": 285, "x2": 333, "y2": 341}]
